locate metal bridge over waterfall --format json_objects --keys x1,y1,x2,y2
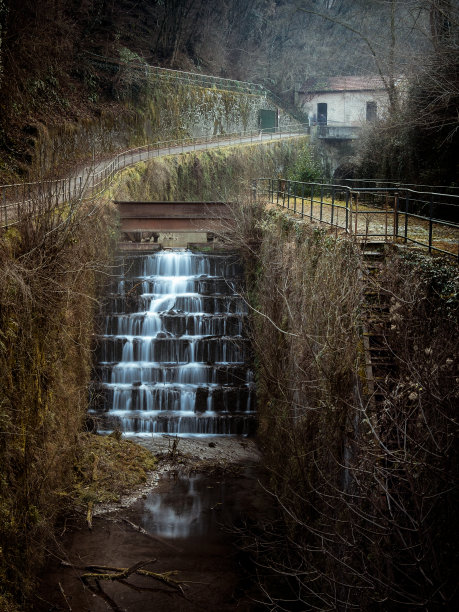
[{"x1": 117, "y1": 200, "x2": 232, "y2": 249}]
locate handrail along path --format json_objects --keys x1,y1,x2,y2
[
  {"x1": 0, "y1": 126, "x2": 308, "y2": 230},
  {"x1": 254, "y1": 178, "x2": 459, "y2": 261}
]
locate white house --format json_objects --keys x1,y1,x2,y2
[{"x1": 296, "y1": 76, "x2": 390, "y2": 125}]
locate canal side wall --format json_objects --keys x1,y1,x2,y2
[
  {"x1": 0, "y1": 134, "x2": 305, "y2": 609},
  {"x1": 111, "y1": 137, "x2": 309, "y2": 202},
  {"x1": 0, "y1": 197, "x2": 118, "y2": 609},
  {"x1": 232, "y1": 202, "x2": 458, "y2": 610}
]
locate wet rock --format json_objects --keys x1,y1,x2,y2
[
  {"x1": 212, "y1": 388, "x2": 225, "y2": 412},
  {"x1": 195, "y1": 387, "x2": 208, "y2": 413},
  {"x1": 84, "y1": 415, "x2": 98, "y2": 433}
]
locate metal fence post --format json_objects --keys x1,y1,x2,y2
[
  {"x1": 404, "y1": 195, "x2": 409, "y2": 243},
  {"x1": 310, "y1": 184, "x2": 314, "y2": 220},
  {"x1": 354, "y1": 193, "x2": 359, "y2": 235},
  {"x1": 301, "y1": 182, "x2": 305, "y2": 218},
  {"x1": 331, "y1": 186, "x2": 335, "y2": 227},
  {"x1": 320, "y1": 184, "x2": 324, "y2": 223},
  {"x1": 345, "y1": 190, "x2": 349, "y2": 233}
]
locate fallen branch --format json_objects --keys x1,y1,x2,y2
[
  {"x1": 86, "y1": 454, "x2": 99, "y2": 530},
  {"x1": 58, "y1": 581, "x2": 72, "y2": 611},
  {"x1": 82, "y1": 559, "x2": 154, "y2": 582},
  {"x1": 92, "y1": 580, "x2": 124, "y2": 612},
  {"x1": 86, "y1": 501, "x2": 94, "y2": 530},
  {"x1": 61, "y1": 559, "x2": 185, "y2": 594}
]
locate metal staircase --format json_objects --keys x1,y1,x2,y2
[{"x1": 360, "y1": 241, "x2": 395, "y2": 410}]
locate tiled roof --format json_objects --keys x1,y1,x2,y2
[{"x1": 299, "y1": 76, "x2": 387, "y2": 93}]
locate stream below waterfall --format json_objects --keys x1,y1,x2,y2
[{"x1": 37, "y1": 457, "x2": 268, "y2": 611}]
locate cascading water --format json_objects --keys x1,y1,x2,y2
[{"x1": 92, "y1": 250, "x2": 256, "y2": 435}]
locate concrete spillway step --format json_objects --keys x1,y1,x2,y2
[
  {"x1": 103, "y1": 294, "x2": 248, "y2": 315},
  {"x1": 94, "y1": 383, "x2": 255, "y2": 413},
  {"x1": 102, "y1": 313, "x2": 245, "y2": 337},
  {"x1": 97, "y1": 336, "x2": 249, "y2": 363},
  {"x1": 117, "y1": 276, "x2": 242, "y2": 297},
  {"x1": 92, "y1": 249, "x2": 256, "y2": 435},
  {"x1": 98, "y1": 411, "x2": 257, "y2": 436},
  {"x1": 95, "y1": 362, "x2": 251, "y2": 385}
]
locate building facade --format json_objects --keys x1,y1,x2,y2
[{"x1": 296, "y1": 76, "x2": 390, "y2": 125}]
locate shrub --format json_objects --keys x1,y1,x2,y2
[{"x1": 286, "y1": 142, "x2": 322, "y2": 183}]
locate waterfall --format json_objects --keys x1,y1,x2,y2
[{"x1": 92, "y1": 250, "x2": 256, "y2": 435}]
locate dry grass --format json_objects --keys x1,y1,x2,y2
[
  {"x1": 0, "y1": 188, "x2": 117, "y2": 607},
  {"x1": 71, "y1": 434, "x2": 157, "y2": 506},
  {"x1": 226, "y1": 199, "x2": 458, "y2": 610}
]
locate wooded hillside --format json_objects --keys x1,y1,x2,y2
[{"x1": 2, "y1": 1, "x2": 456, "y2": 183}]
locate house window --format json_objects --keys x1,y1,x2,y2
[
  {"x1": 366, "y1": 101, "x2": 377, "y2": 122},
  {"x1": 317, "y1": 103, "x2": 328, "y2": 125}
]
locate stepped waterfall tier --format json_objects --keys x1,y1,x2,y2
[{"x1": 91, "y1": 250, "x2": 256, "y2": 435}]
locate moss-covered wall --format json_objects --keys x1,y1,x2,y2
[
  {"x1": 112, "y1": 137, "x2": 308, "y2": 202},
  {"x1": 33, "y1": 80, "x2": 289, "y2": 181}
]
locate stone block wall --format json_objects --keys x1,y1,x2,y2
[{"x1": 32, "y1": 79, "x2": 293, "y2": 179}]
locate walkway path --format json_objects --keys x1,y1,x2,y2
[
  {"x1": 259, "y1": 182, "x2": 458, "y2": 260},
  {"x1": 1, "y1": 127, "x2": 307, "y2": 229}
]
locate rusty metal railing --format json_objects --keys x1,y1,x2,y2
[{"x1": 254, "y1": 178, "x2": 459, "y2": 261}]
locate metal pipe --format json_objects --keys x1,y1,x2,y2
[{"x1": 429, "y1": 194, "x2": 434, "y2": 253}]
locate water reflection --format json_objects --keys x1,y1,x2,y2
[{"x1": 141, "y1": 473, "x2": 226, "y2": 539}]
